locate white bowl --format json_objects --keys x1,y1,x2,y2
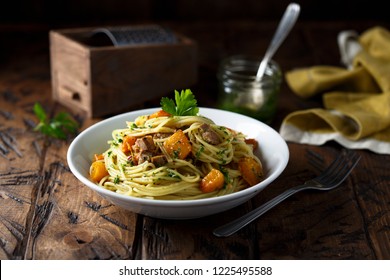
[{"x1": 67, "y1": 107, "x2": 289, "y2": 219}]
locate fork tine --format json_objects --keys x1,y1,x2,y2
[
  {"x1": 316, "y1": 151, "x2": 360, "y2": 187},
  {"x1": 315, "y1": 152, "x2": 347, "y2": 181},
  {"x1": 306, "y1": 149, "x2": 326, "y2": 172},
  {"x1": 332, "y1": 152, "x2": 360, "y2": 184}
]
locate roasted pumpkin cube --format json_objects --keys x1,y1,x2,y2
[
  {"x1": 200, "y1": 168, "x2": 225, "y2": 193},
  {"x1": 163, "y1": 129, "x2": 192, "y2": 159},
  {"x1": 121, "y1": 135, "x2": 137, "y2": 153},
  {"x1": 238, "y1": 157, "x2": 263, "y2": 186},
  {"x1": 90, "y1": 161, "x2": 109, "y2": 182},
  {"x1": 148, "y1": 109, "x2": 171, "y2": 119}
]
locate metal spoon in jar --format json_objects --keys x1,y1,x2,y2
[{"x1": 256, "y1": 3, "x2": 300, "y2": 81}]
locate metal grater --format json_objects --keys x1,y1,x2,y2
[{"x1": 92, "y1": 25, "x2": 177, "y2": 46}]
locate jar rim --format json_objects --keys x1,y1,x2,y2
[{"x1": 218, "y1": 55, "x2": 281, "y2": 84}]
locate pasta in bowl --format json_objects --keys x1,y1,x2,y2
[
  {"x1": 91, "y1": 111, "x2": 264, "y2": 199},
  {"x1": 67, "y1": 107, "x2": 289, "y2": 219}
]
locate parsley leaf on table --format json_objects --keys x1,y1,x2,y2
[
  {"x1": 161, "y1": 89, "x2": 199, "y2": 116},
  {"x1": 33, "y1": 102, "x2": 78, "y2": 140}
]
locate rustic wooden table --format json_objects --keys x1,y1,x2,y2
[{"x1": 1, "y1": 20, "x2": 389, "y2": 260}]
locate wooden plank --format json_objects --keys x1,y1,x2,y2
[
  {"x1": 0, "y1": 62, "x2": 50, "y2": 260},
  {"x1": 353, "y1": 153, "x2": 390, "y2": 259},
  {"x1": 29, "y1": 153, "x2": 139, "y2": 259},
  {"x1": 139, "y1": 203, "x2": 259, "y2": 259},
  {"x1": 26, "y1": 110, "x2": 140, "y2": 259}
]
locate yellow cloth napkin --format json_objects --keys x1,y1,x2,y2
[{"x1": 280, "y1": 26, "x2": 390, "y2": 154}]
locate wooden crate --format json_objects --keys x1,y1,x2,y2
[{"x1": 50, "y1": 26, "x2": 197, "y2": 117}]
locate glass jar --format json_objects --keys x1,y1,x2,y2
[{"x1": 217, "y1": 55, "x2": 282, "y2": 124}]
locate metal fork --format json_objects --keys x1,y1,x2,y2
[{"x1": 213, "y1": 151, "x2": 361, "y2": 237}]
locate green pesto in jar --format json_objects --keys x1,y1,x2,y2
[{"x1": 217, "y1": 55, "x2": 282, "y2": 124}]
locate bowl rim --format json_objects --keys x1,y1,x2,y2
[{"x1": 67, "y1": 107, "x2": 289, "y2": 207}]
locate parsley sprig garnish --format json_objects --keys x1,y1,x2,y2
[
  {"x1": 161, "y1": 89, "x2": 199, "y2": 116},
  {"x1": 33, "y1": 102, "x2": 78, "y2": 140}
]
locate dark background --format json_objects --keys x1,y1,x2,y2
[
  {"x1": 1, "y1": 0, "x2": 389, "y2": 103},
  {"x1": 1, "y1": 0, "x2": 388, "y2": 27},
  {"x1": 2, "y1": 0, "x2": 388, "y2": 57},
  {"x1": 1, "y1": 0, "x2": 388, "y2": 99}
]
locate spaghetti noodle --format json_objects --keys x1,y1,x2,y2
[{"x1": 90, "y1": 111, "x2": 264, "y2": 200}]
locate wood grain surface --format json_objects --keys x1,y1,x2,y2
[{"x1": 1, "y1": 20, "x2": 389, "y2": 260}]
